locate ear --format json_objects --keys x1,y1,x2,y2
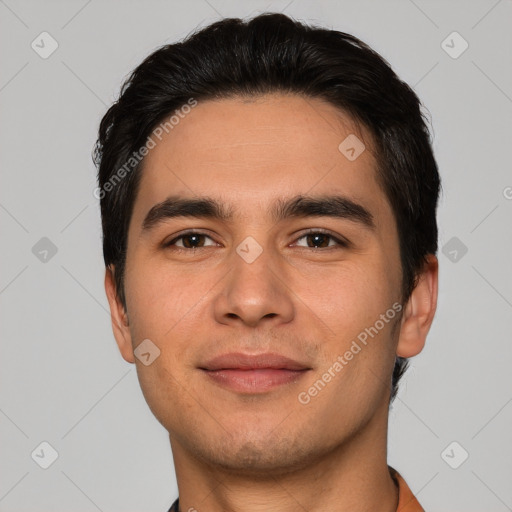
[
  {"x1": 396, "y1": 254, "x2": 438, "y2": 358},
  {"x1": 104, "y1": 266, "x2": 135, "y2": 363}
]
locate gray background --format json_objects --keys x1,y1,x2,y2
[{"x1": 1, "y1": 0, "x2": 511, "y2": 510}]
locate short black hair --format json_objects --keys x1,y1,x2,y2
[{"x1": 94, "y1": 13, "x2": 440, "y2": 401}]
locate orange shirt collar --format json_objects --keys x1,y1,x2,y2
[
  {"x1": 389, "y1": 467, "x2": 425, "y2": 512},
  {"x1": 168, "y1": 467, "x2": 425, "y2": 511}
]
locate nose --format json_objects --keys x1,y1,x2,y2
[{"x1": 212, "y1": 240, "x2": 295, "y2": 328}]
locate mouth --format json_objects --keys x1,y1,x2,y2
[{"x1": 199, "y1": 352, "x2": 312, "y2": 394}]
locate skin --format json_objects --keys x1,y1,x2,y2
[{"x1": 105, "y1": 93, "x2": 438, "y2": 512}]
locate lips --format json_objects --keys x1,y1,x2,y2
[
  {"x1": 199, "y1": 352, "x2": 311, "y2": 393},
  {"x1": 200, "y1": 352, "x2": 310, "y2": 371}
]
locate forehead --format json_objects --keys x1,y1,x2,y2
[{"x1": 131, "y1": 93, "x2": 387, "y2": 226}]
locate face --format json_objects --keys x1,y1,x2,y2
[{"x1": 106, "y1": 93, "x2": 428, "y2": 474}]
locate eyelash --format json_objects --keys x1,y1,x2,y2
[{"x1": 163, "y1": 229, "x2": 349, "y2": 252}]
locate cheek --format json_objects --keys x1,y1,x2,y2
[
  {"x1": 295, "y1": 254, "x2": 401, "y2": 399},
  {"x1": 298, "y1": 258, "x2": 398, "y2": 335},
  {"x1": 123, "y1": 254, "x2": 201, "y2": 340}
]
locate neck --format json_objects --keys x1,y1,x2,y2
[{"x1": 169, "y1": 404, "x2": 398, "y2": 512}]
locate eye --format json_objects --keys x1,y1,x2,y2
[
  {"x1": 164, "y1": 231, "x2": 217, "y2": 250},
  {"x1": 294, "y1": 230, "x2": 348, "y2": 249}
]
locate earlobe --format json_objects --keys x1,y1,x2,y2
[
  {"x1": 104, "y1": 266, "x2": 135, "y2": 364},
  {"x1": 396, "y1": 254, "x2": 438, "y2": 358}
]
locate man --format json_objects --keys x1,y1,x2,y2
[{"x1": 95, "y1": 13, "x2": 439, "y2": 512}]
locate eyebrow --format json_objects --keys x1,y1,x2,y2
[{"x1": 141, "y1": 194, "x2": 375, "y2": 233}]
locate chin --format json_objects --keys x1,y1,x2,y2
[
  {"x1": 202, "y1": 438, "x2": 313, "y2": 476},
  {"x1": 177, "y1": 417, "x2": 329, "y2": 477}
]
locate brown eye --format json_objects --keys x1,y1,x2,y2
[
  {"x1": 180, "y1": 233, "x2": 206, "y2": 248},
  {"x1": 306, "y1": 233, "x2": 330, "y2": 248},
  {"x1": 165, "y1": 232, "x2": 216, "y2": 249},
  {"x1": 295, "y1": 231, "x2": 348, "y2": 249}
]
